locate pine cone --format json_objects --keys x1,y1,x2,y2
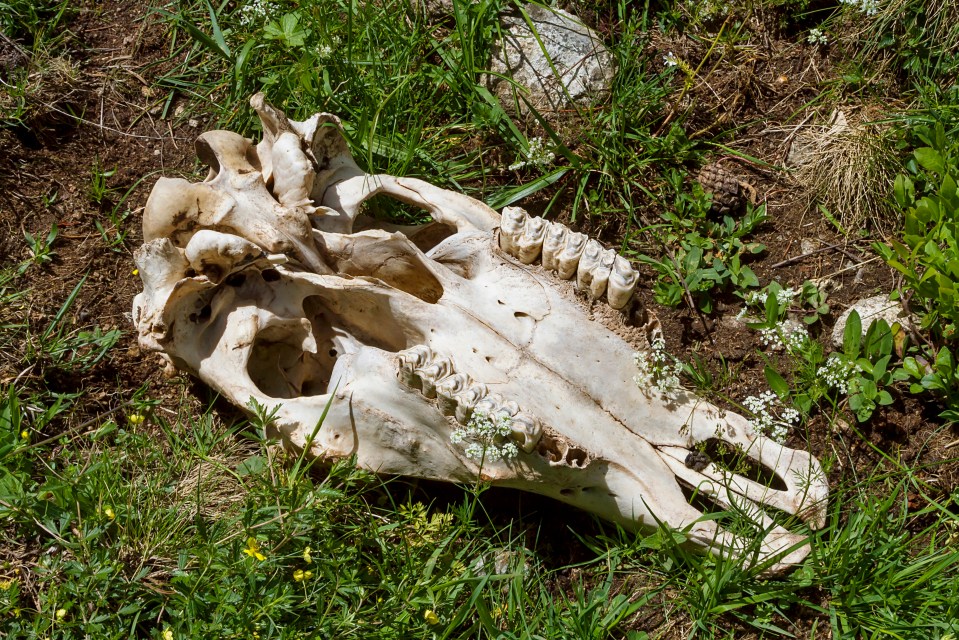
[{"x1": 697, "y1": 164, "x2": 744, "y2": 214}]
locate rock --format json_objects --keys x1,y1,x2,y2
[
  {"x1": 831, "y1": 295, "x2": 910, "y2": 348},
  {"x1": 486, "y1": 5, "x2": 614, "y2": 114}
]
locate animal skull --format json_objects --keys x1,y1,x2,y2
[{"x1": 133, "y1": 94, "x2": 827, "y2": 574}]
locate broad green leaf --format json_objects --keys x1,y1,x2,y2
[
  {"x1": 914, "y1": 147, "x2": 945, "y2": 174},
  {"x1": 843, "y1": 310, "x2": 862, "y2": 359},
  {"x1": 764, "y1": 366, "x2": 790, "y2": 399}
]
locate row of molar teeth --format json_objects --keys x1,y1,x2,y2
[
  {"x1": 396, "y1": 346, "x2": 543, "y2": 452},
  {"x1": 498, "y1": 207, "x2": 639, "y2": 310}
]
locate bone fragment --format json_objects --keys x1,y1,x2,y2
[{"x1": 184, "y1": 230, "x2": 265, "y2": 284}]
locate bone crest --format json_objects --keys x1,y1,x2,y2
[{"x1": 396, "y1": 346, "x2": 543, "y2": 453}]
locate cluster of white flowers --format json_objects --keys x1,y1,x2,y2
[
  {"x1": 742, "y1": 390, "x2": 800, "y2": 443},
  {"x1": 663, "y1": 52, "x2": 679, "y2": 68},
  {"x1": 508, "y1": 137, "x2": 556, "y2": 171},
  {"x1": 634, "y1": 337, "x2": 684, "y2": 402},
  {"x1": 758, "y1": 321, "x2": 809, "y2": 351},
  {"x1": 840, "y1": 0, "x2": 880, "y2": 16},
  {"x1": 237, "y1": 0, "x2": 279, "y2": 26},
  {"x1": 807, "y1": 28, "x2": 828, "y2": 45},
  {"x1": 816, "y1": 354, "x2": 859, "y2": 395},
  {"x1": 748, "y1": 286, "x2": 798, "y2": 308},
  {"x1": 451, "y1": 411, "x2": 518, "y2": 463}
]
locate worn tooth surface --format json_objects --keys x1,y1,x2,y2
[
  {"x1": 397, "y1": 345, "x2": 433, "y2": 388},
  {"x1": 435, "y1": 372, "x2": 471, "y2": 416},
  {"x1": 556, "y1": 231, "x2": 587, "y2": 280},
  {"x1": 541, "y1": 222, "x2": 569, "y2": 272},
  {"x1": 416, "y1": 357, "x2": 453, "y2": 398},
  {"x1": 473, "y1": 394, "x2": 503, "y2": 419},
  {"x1": 499, "y1": 207, "x2": 528, "y2": 257},
  {"x1": 575, "y1": 240, "x2": 604, "y2": 292},
  {"x1": 589, "y1": 248, "x2": 616, "y2": 300},
  {"x1": 453, "y1": 382, "x2": 489, "y2": 423},
  {"x1": 510, "y1": 413, "x2": 542, "y2": 452},
  {"x1": 517, "y1": 216, "x2": 548, "y2": 264},
  {"x1": 607, "y1": 255, "x2": 638, "y2": 309}
]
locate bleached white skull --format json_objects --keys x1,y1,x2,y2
[{"x1": 133, "y1": 94, "x2": 827, "y2": 574}]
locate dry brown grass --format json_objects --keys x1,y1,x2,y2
[{"x1": 787, "y1": 109, "x2": 899, "y2": 235}]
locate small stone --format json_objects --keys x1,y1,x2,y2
[{"x1": 486, "y1": 5, "x2": 614, "y2": 114}]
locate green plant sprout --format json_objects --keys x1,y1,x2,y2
[{"x1": 23, "y1": 223, "x2": 58, "y2": 267}]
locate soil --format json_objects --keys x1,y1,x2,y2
[{"x1": 2, "y1": 1, "x2": 958, "y2": 638}]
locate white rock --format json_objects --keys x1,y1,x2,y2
[
  {"x1": 487, "y1": 5, "x2": 614, "y2": 114},
  {"x1": 831, "y1": 295, "x2": 910, "y2": 348}
]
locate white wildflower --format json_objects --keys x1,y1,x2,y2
[
  {"x1": 759, "y1": 321, "x2": 808, "y2": 352},
  {"x1": 634, "y1": 337, "x2": 684, "y2": 402},
  {"x1": 451, "y1": 411, "x2": 518, "y2": 463},
  {"x1": 776, "y1": 287, "x2": 798, "y2": 306},
  {"x1": 238, "y1": 0, "x2": 279, "y2": 26},
  {"x1": 742, "y1": 390, "x2": 799, "y2": 443},
  {"x1": 840, "y1": 0, "x2": 879, "y2": 16},
  {"x1": 663, "y1": 52, "x2": 679, "y2": 68},
  {"x1": 817, "y1": 354, "x2": 858, "y2": 395},
  {"x1": 807, "y1": 28, "x2": 828, "y2": 45},
  {"x1": 509, "y1": 137, "x2": 556, "y2": 171}
]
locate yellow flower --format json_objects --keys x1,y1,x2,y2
[
  {"x1": 0, "y1": 579, "x2": 13, "y2": 590},
  {"x1": 292, "y1": 569, "x2": 313, "y2": 582},
  {"x1": 162, "y1": 629, "x2": 174, "y2": 640},
  {"x1": 132, "y1": 268, "x2": 139, "y2": 276},
  {"x1": 103, "y1": 506, "x2": 116, "y2": 520},
  {"x1": 302, "y1": 547, "x2": 312, "y2": 564},
  {"x1": 423, "y1": 610, "x2": 439, "y2": 625},
  {"x1": 243, "y1": 537, "x2": 266, "y2": 561},
  {"x1": 128, "y1": 413, "x2": 145, "y2": 426},
  {"x1": 55, "y1": 608, "x2": 67, "y2": 621},
  {"x1": 20, "y1": 430, "x2": 28, "y2": 440}
]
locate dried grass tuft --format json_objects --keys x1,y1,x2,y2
[{"x1": 788, "y1": 110, "x2": 899, "y2": 235}]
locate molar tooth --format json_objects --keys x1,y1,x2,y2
[
  {"x1": 556, "y1": 231, "x2": 587, "y2": 280},
  {"x1": 453, "y1": 382, "x2": 488, "y2": 423},
  {"x1": 517, "y1": 216, "x2": 547, "y2": 264},
  {"x1": 472, "y1": 393, "x2": 502, "y2": 417},
  {"x1": 575, "y1": 240, "x2": 604, "y2": 292},
  {"x1": 588, "y1": 248, "x2": 616, "y2": 300},
  {"x1": 499, "y1": 207, "x2": 528, "y2": 257},
  {"x1": 541, "y1": 222, "x2": 569, "y2": 272},
  {"x1": 435, "y1": 372, "x2": 471, "y2": 416},
  {"x1": 397, "y1": 345, "x2": 433, "y2": 389},
  {"x1": 607, "y1": 255, "x2": 638, "y2": 310},
  {"x1": 510, "y1": 413, "x2": 542, "y2": 453},
  {"x1": 415, "y1": 357, "x2": 453, "y2": 398}
]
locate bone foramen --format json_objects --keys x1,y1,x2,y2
[{"x1": 133, "y1": 94, "x2": 828, "y2": 574}]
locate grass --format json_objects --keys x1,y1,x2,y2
[
  {"x1": 4, "y1": 0, "x2": 959, "y2": 637},
  {"x1": 2, "y1": 383, "x2": 958, "y2": 638}
]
